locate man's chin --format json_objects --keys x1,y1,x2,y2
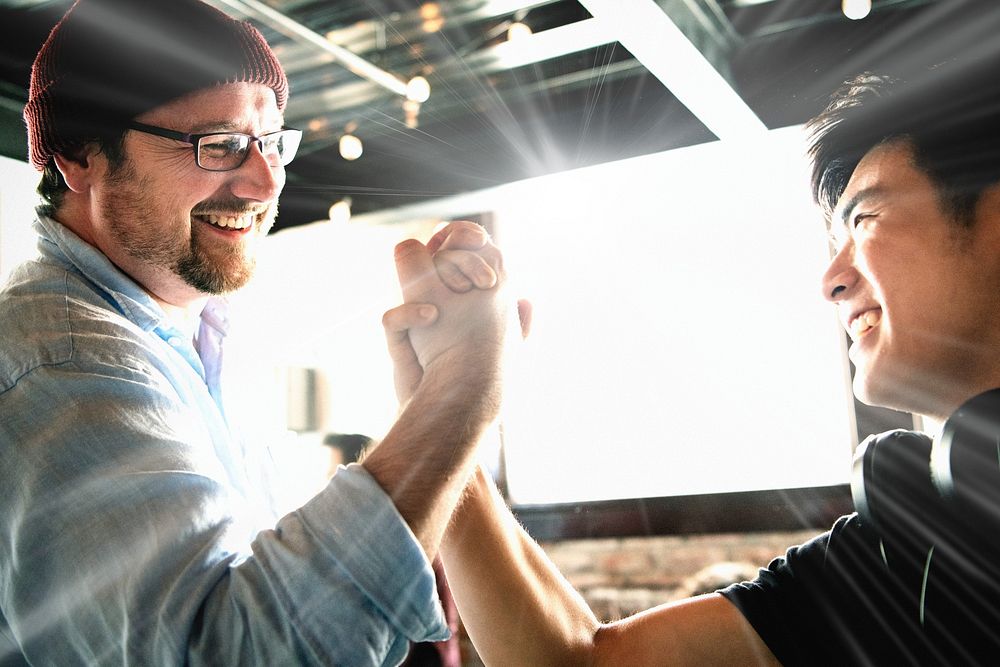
[
  {"x1": 852, "y1": 377, "x2": 878, "y2": 408},
  {"x1": 176, "y1": 253, "x2": 256, "y2": 295},
  {"x1": 198, "y1": 266, "x2": 255, "y2": 295},
  {"x1": 853, "y1": 372, "x2": 901, "y2": 412},
  {"x1": 853, "y1": 370, "x2": 943, "y2": 418}
]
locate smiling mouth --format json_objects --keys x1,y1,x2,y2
[
  {"x1": 850, "y1": 309, "x2": 882, "y2": 339},
  {"x1": 192, "y1": 211, "x2": 262, "y2": 232}
]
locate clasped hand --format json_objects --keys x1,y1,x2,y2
[{"x1": 383, "y1": 221, "x2": 526, "y2": 405}]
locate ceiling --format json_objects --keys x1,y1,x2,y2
[{"x1": 1, "y1": 0, "x2": 997, "y2": 233}]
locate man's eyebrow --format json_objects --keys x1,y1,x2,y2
[
  {"x1": 836, "y1": 186, "x2": 882, "y2": 227},
  {"x1": 188, "y1": 119, "x2": 286, "y2": 134},
  {"x1": 188, "y1": 121, "x2": 241, "y2": 134}
]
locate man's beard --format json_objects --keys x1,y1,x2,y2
[{"x1": 100, "y1": 158, "x2": 276, "y2": 294}]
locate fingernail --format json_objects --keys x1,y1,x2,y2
[
  {"x1": 419, "y1": 305, "x2": 436, "y2": 319},
  {"x1": 477, "y1": 268, "x2": 495, "y2": 287}
]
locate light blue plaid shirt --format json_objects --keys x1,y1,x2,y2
[{"x1": 0, "y1": 213, "x2": 446, "y2": 665}]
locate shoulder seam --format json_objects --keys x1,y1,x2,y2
[
  {"x1": 0, "y1": 359, "x2": 79, "y2": 399},
  {"x1": 0, "y1": 269, "x2": 80, "y2": 395}
]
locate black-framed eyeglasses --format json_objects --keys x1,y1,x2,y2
[{"x1": 126, "y1": 121, "x2": 303, "y2": 172}]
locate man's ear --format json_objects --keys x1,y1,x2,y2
[{"x1": 52, "y1": 143, "x2": 105, "y2": 194}]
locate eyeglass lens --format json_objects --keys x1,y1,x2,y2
[{"x1": 197, "y1": 131, "x2": 301, "y2": 171}]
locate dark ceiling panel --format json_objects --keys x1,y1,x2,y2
[
  {"x1": 276, "y1": 40, "x2": 712, "y2": 230},
  {"x1": 723, "y1": 0, "x2": 986, "y2": 129},
  {"x1": 1, "y1": 0, "x2": 997, "y2": 231}
]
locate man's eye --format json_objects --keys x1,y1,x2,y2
[
  {"x1": 202, "y1": 137, "x2": 241, "y2": 157},
  {"x1": 851, "y1": 213, "x2": 872, "y2": 228}
]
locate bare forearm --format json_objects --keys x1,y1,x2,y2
[
  {"x1": 442, "y1": 470, "x2": 782, "y2": 667},
  {"x1": 363, "y1": 358, "x2": 501, "y2": 559},
  {"x1": 441, "y1": 466, "x2": 600, "y2": 666}
]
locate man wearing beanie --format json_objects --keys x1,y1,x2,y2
[{"x1": 0, "y1": 0, "x2": 508, "y2": 664}]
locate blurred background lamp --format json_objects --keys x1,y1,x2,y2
[
  {"x1": 419, "y1": 2, "x2": 440, "y2": 20},
  {"x1": 842, "y1": 0, "x2": 872, "y2": 20},
  {"x1": 328, "y1": 198, "x2": 352, "y2": 224},
  {"x1": 405, "y1": 75, "x2": 431, "y2": 103},
  {"x1": 507, "y1": 21, "x2": 533, "y2": 41},
  {"x1": 339, "y1": 133, "x2": 363, "y2": 160}
]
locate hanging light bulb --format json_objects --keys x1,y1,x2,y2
[
  {"x1": 420, "y1": 4, "x2": 444, "y2": 33},
  {"x1": 328, "y1": 198, "x2": 352, "y2": 224},
  {"x1": 507, "y1": 21, "x2": 532, "y2": 41},
  {"x1": 842, "y1": 0, "x2": 872, "y2": 20},
  {"x1": 419, "y1": 2, "x2": 440, "y2": 20},
  {"x1": 406, "y1": 75, "x2": 431, "y2": 103},
  {"x1": 339, "y1": 133, "x2": 363, "y2": 161}
]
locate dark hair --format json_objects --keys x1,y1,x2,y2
[
  {"x1": 807, "y1": 56, "x2": 1000, "y2": 226},
  {"x1": 36, "y1": 132, "x2": 128, "y2": 218}
]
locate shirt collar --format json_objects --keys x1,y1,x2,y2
[
  {"x1": 33, "y1": 210, "x2": 233, "y2": 340},
  {"x1": 34, "y1": 209, "x2": 167, "y2": 332}
]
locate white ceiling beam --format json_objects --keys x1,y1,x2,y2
[
  {"x1": 212, "y1": 0, "x2": 410, "y2": 97},
  {"x1": 479, "y1": 17, "x2": 618, "y2": 70},
  {"x1": 578, "y1": 0, "x2": 766, "y2": 141},
  {"x1": 286, "y1": 16, "x2": 620, "y2": 120}
]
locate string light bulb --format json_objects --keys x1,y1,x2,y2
[
  {"x1": 507, "y1": 21, "x2": 532, "y2": 41},
  {"x1": 842, "y1": 0, "x2": 872, "y2": 20},
  {"x1": 420, "y1": 4, "x2": 444, "y2": 32},
  {"x1": 406, "y1": 76, "x2": 431, "y2": 103},
  {"x1": 419, "y1": 3, "x2": 440, "y2": 20},
  {"x1": 328, "y1": 198, "x2": 352, "y2": 224},
  {"x1": 339, "y1": 133, "x2": 363, "y2": 161}
]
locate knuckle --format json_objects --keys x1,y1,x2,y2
[
  {"x1": 449, "y1": 223, "x2": 488, "y2": 247},
  {"x1": 481, "y1": 246, "x2": 504, "y2": 273}
]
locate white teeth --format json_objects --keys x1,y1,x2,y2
[
  {"x1": 200, "y1": 213, "x2": 256, "y2": 230},
  {"x1": 851, "y1": 310, "x2": 882, "y2": 337}
]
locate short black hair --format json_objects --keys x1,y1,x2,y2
[{"x1": 807, "y1": 55, "x2": 1000, "y2": 226}]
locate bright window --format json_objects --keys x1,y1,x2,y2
[
  {"x1": 496, "y1": 127, "x2": 854, "y2": 504},
  {"x1": 233, "y1": 127, "x2": 857, "y2": 511}
]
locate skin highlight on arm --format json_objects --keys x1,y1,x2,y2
[
  {"x1": 365, "y1": 224, "x2": 507, "y2": 560},
  {"x1": 441, "y1": 467, "x2": 780, "y2": 666}
]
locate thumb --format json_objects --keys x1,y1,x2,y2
[
  {"x1": 394, "y1": 239, "x2": 439, "y2": 303},
  {"x1": 382, "y1": 303, "x2": 439, "y2": 403},
  {"x1": 382, "y1": 302, "x2": 439, "y2": 359}
]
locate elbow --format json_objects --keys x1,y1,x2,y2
[
  {"x1": 545, "y1": 622, "x2": 611, "y2": 667},
  {"x1": 586, "y1": 622, "x2": 627, "y2": 667}
]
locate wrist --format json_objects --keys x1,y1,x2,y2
[
  {"x1": 423, "y1": 343, "x2": 503, "y2": 386},
  {"x1": 416, "y1": 356, "x2": 502, "y2": 424}
]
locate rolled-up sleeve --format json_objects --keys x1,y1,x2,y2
[{"x1": 0, "y1": 360, "x2": 447, "y2": 666}]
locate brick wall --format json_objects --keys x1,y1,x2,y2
[{"x1": 457, "y1": 529, "x2": 817, "y2": 666}]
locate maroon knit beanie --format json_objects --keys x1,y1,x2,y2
[{"x1": 23, "y1": 0, "x2": 288, "y2": 171}]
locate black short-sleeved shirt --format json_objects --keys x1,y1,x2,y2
[{"x1": 721, "y1": 513, "x2": 1000, "y2": 666}]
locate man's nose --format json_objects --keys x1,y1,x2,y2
[
  {"x1": 229, "y1": 143, "x2": 283, "y2": 203},
  {"x1": 821, "y1": 240, "x2": 857, "y2": 302}
]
